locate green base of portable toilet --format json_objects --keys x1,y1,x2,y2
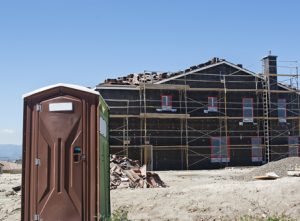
[{"x1": 99, "y1": 95, "x2": 111, "y2": 220}]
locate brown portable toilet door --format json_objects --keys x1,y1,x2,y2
[{"x1": 34, "y1": 96, "x2": 85, "y2": 221}]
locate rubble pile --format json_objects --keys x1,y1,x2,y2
[{"x1": 110, "y1": 155, "x2": 167, "y2": 189}]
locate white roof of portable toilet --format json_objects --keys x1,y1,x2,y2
[{"x1": 22, "y1": 83, "x2": 99, "y2": 98}]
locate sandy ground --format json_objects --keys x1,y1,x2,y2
[
  {"x1": 0, "y1": 174, "x2": 21, "y2": 221},
  {"x1": 111, "y1": 169, "x2": 300, "y2": 221},
  {"x1": 1, "y1": 168, "x2": 300, "y2": 221}
]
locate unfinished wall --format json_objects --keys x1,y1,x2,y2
[{"x1": 98, "y1": 60, "x2": 300, "y2": 170}]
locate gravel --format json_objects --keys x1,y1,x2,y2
[{"x1": 236, "y1": 157, "x2": 300, "y2": 181}]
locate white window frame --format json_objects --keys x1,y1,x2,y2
[
  {"x1": 208, "y1": 97, "x2": 218, "y2": 112},
  {"x1": 278, "y1": 99, "x2": 287, "y2": 123},
  {"x1": 100, "y1": 116, "x2": 107, "y2": 138},
  {"x1": 161, "y1": 95, "x2": 172, "y2": 111},
  {"x1": 243, "y1": 98, "x2": 253, "y2": 123},
  {"x1": 211, "y1": 137, "x2": 230, "y2": 163},
  {"x1": 251, "y1": 137, "x2": 262, "y2": 162},
  {"x1": 288, "y1": 136, "x2": 298, "y2": 157}
]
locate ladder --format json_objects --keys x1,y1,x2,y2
[{"x1": 262, "y1": 79, "x2": 270, "y2": 163}]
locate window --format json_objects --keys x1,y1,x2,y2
[
  {"x1": 157, "y1": 95, "x2": 176, "y2": 112},
  {"x1": 211, "y1": 137, "x2": 230, "y2": 163},
  {"x1": 278, "y1": 99, "x2": 286, "y2": 123},
  {"x1": 100, "y1": 116, "x2": 107, "y2": 138},
  {"x1": 208, "y1": 97, "x2": 218, "y2": 112},
  {"x1": 288, "y1": 136, "x2": 298, "y2": 157},
  {"x1": 251, "y1": 137, "x2": 262, "y2": 162},
  {"x1": 161, "y1": 95, "x2": 172, "y2": 110},
  {"x1": 243, "y1": 98, "x2": 253, "y2": 123}
]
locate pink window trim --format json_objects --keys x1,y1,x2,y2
[
  {"x1": 208, "y1": 96, "x2": 218, "y2": 108},
  {"x1": 161, "y1": 95, "x2": 172, "y2": 107},
  {"x1": 210, "y1": 137, "x2": 230, "y2": 159}
]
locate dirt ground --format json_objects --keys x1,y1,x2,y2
[
  {"x1": 1, "y1": 168, "x2": 300, "y2": 221},
  {"x1": 111, "y1": 168, "x2": 300, "y2": 221},
  {"x1": 0, "y1": 173, "x2": 21, "y2": 221}
]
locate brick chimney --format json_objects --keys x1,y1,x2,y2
[{"x1": 262, "y1": 54, "x2": 278, "y2": 90}]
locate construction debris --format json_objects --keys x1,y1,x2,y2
[
  {"x1": 12, "y1": 185, "x2": 21, "y2": 192},
  {"x1": 287, "y1": 170, "x2": 300, "y2": 177},
  {"x1": 110, "y1": 155, "x2": 167, "y2": 189},
  {"x1": 287, "y1": 165, "x2": 300, "y2": 177},
  {"x1": 254, "y1": 172, "x2": 279, "y2": 180},
  {"x1": 100, "y1": 57, "x2": 224, "y2": 86}
]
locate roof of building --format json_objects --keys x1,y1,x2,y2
[
  {"x1": 97, "y1": 57, "x2": 260, "y2": 88},
  {"x1": 96, "y1": 57, "x2": 299, "y2": 94}
]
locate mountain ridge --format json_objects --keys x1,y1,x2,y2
[{"x1": 0, "y1": 144, "x2": 22, "y2": 161}]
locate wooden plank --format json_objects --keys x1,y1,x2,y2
[
  {"x1": 140, "y1": 113, "x2": 190, "y2": 119},
  {"x1": 287, "y1": 171, "x2": 300, "y2": 177},
  {"x1": 140, "y1": 84, "x2": 190, "y2": 90},
  {"x1": 110, "y1": 114, "x2": 300, "y2": 120}
]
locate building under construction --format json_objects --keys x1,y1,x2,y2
[{"x1": 96, "y1": 55, "x2": 300, "y2": 170}]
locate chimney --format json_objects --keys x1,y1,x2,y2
[{"x1": 262, "y1": 54, "x2": 277, "y2": 90}]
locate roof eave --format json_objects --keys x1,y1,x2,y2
[{"x1": 155, "y1": 61, "x2": 262, "y2": 84}]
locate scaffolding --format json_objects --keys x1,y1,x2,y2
[{"x1": 105, "y1": 58, "x2": 299, "y2": 170}]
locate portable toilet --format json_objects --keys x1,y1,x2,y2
[{"x1": 22, "y1": 83, "x2": 110, "y2": 221}]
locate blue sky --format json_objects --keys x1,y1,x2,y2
[{"x1": 0, "y1": 1, "x2": 299, "y2": 144}]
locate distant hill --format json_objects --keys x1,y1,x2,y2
[{"x1": 0, "y1": 144, "x2": 22, "y2": 161}]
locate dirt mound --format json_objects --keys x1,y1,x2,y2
[
  {"x1": 0, "y1": 161, "x2": 22, "y2": 173},
  {"x1": 236, "y1": 157, "x2": 300, "y2": 181}
]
